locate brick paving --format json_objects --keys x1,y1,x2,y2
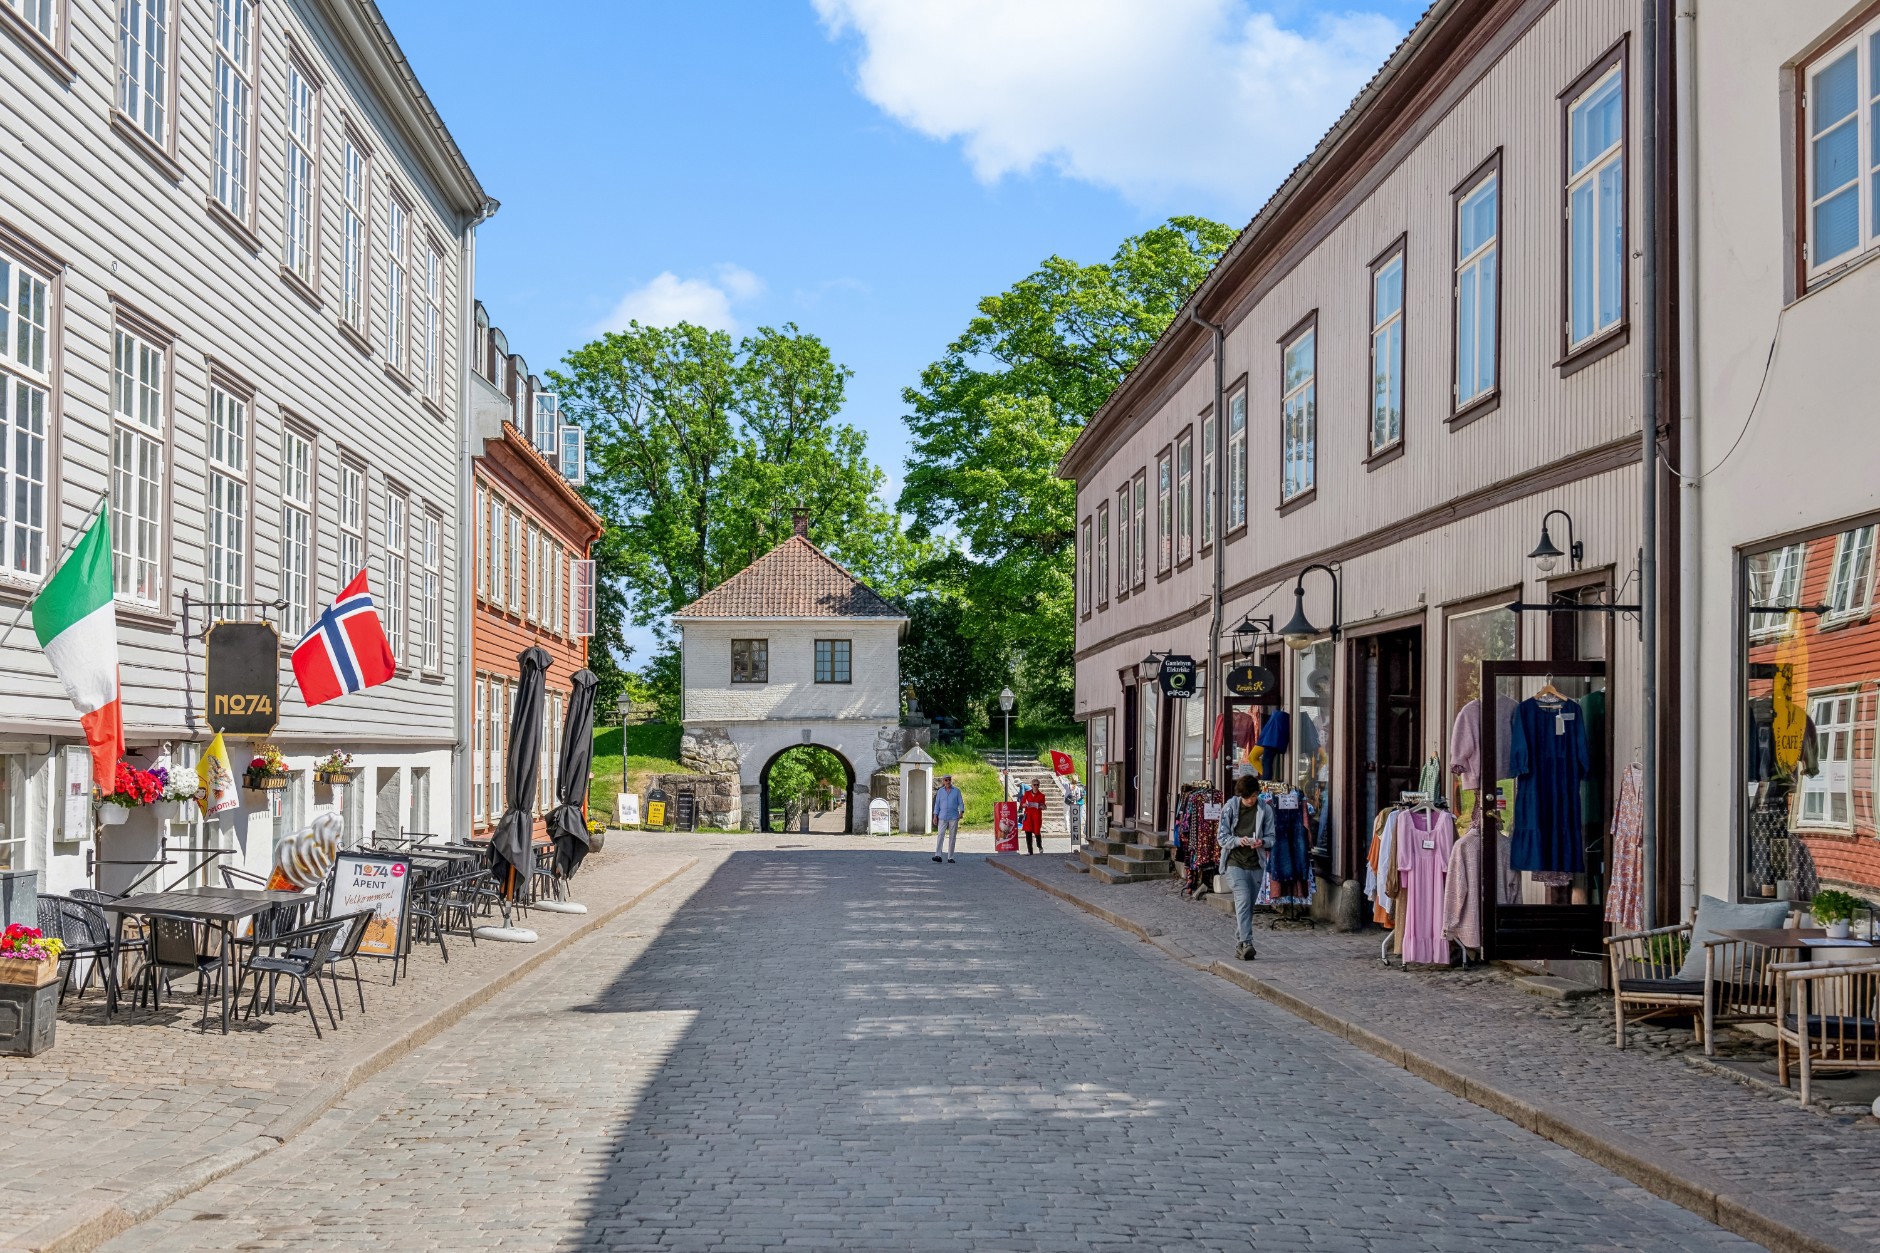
[
  {"x1": 0, "y1": 844, "x2": 690, "y2": 1249},
  {"x1": 999, "y1": 853, "x2": 1880, "y2": 1250},
  {"x1": 111, "y1": 835, "x2": 1742, "y2": 1251}
]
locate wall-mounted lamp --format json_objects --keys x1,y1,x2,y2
[
  {"x1": 1528, "y1": 509, "x2": 1584, "y2": 574},
  {"x1": 1139, "y1": 650, "x2": 1169, "y2": 679},
  {"x1": 1278, "y1": 564, "x2": 1341, "y2": 651}
]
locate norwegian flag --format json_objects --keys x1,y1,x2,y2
[{"x1": 292, "y1": 572, "x2": 397, "y2": 706}]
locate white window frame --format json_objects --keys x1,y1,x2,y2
[
  {"x1": 507, "y1": 509, "x2": 521, "y2": 610},
  {"x1": 474, "y1": 482, "x2": 489, "y2": 602},
  {"x1": 528, "y1": 522, "x2": 542, "y2": 622},
  {"x1": 279, "y1": 427, "x2": 313, "y2": 636},
  {"x1": 206, "y1": 385, "x2": 248, "y2": 607},
  {"x1": 1566, "y1": 60, "x2": 1626, "y2": 349},
  {"x1": 1079, "y1": 516, "x2": 1092, "y2": 616},
  {"x1": 0, "y1": 248, "x2": 52, "y2": 585},
  {"x1": 385, "y1": 195, "x2": 409, "y2": 370},
  {"x1": 1370, "y1": 246, "x2": 1405, "y2": 454},
  {"x1": 1226, "y1": 388, "x2": 1247, "y2": 530},
  {"x1": 1824, "y1": 525, "x2": 1877, "y2": 622},
  {"x1": 1096, "y1": 500, "x2": 1110, "y2": 610},
  {"x1": 117, "y1": 0, "x2": 171, "y2": 145},
  {"x1": 283, "y1": 62, "x2": 318, "y2": 287},
  {"x1": 418, "y1": 241, "x2": 441, "y2": 402},
  {"x1": 571, "y1": 558, "x2": 595, "y2": 638},
  {"x1": 1799, "y1": 691, "x2": 1858, "y2": 830},
  {"x1": 491, "y1": 494, "x2": 506, "y2": 608},
  {"x1": 472, "y1": 675, "x2": 487, "y2": 823},
  {"x1": 1454, "y1": 162, "x2": 1500, "y2": 409},
  {"x1": 1280, "y1": 322, "x2": 1316, "y2": 503},
  {"x1": 9, "y1": 0, "x2": 59, "y2": 43},
  {"x1": 1113, "y1": 485, "x2": 1130, "y2": 600},
  {"x1": 340, "y1": 136, "x2": 368, "y2": 330},
  {"x1": 1200, "y1": 413, "x2": 1215, "y2": 549},
  {"x1": 1175, "y1": 431, "x2": 1193, "y2": 563},
  {"x1": 337, "y1": 458, "x2": 364, "y2": 580},
  {"x1": 559, "y1": 425, "x2": 586, "y2": 485},
  {"x1": 211, "y1": 0, "x2": 254, "y2": 222},
  {"x1": 384, "y1": 489, "x2": 407, "y2": 662},
  {"x1": 1747, "y1": 544, "x2": 1806, "y2": 640},
  {"x1": 1155, "y1": 449, "x2": 1172, "y2": 574},
  {"x1": 532, "y1": 392, "x2": 559, "y2": 456},
  {"x1": 1131, "y1": 471, "x2": 1146, "y2": 590},
  {"x1": 420, "y1": 510, "x2": 440, "y2": 671},
  {"x1": 110, "y1": 326, "x2": 165, "y2": 607},
  {"x1": 1803, "y1": 18, "x2": 1880, "y2": 278}
]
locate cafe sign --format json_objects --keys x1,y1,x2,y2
[
  {"x1": 205, "y1": 621, "x2": 280, "y2": 734},
  {"x1": 1225, "y1": 662, "x2": 1279, "y2": 704},
  {"x1": 1158, "y1": 654, "x2": 1197, "y2": 699}
]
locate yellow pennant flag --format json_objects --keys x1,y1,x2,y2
[{"x1": 197, "y1": 732, "x2": 239, "y2": 816}]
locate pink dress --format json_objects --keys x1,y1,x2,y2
[{"x1": 1400, "y1": 809, "x2": 1457, "y2": 965}]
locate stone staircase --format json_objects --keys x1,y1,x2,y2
[
  {"x1": 1076, "y1": 824, "x2": 1179, "y2": 884},
  {"x1": 981, "y1": 750, "x2": 1073, "y2": 834}
]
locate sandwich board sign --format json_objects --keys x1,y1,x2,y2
[{"x1": 330, "y1": 851, "x2": 412, "y2": 959}]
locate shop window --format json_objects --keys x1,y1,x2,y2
[
  {"x1": 1178, "y1": 668, "x2": 1208, "y2": 788},
  {"x1": 1445, "y1": 600, "x2": 1519, "y2": 822},
  {"x1": 1292, "y1": 642, "x2": 1335, "y2": 835},
  {"x1": 1799, "y1": 693, "x2": 1857, "y2": 830},
  {"x1": 1824, "y1": 525, "x2": 1876, "y2": 621},
  {"x1": 731, "y1": 638, "x2": 768, "y2": 684},
  {"x1": 0, "y1": 754, "x2": 44, "y2": 871},
  {"x1": 1747, "y1": 545, "x2": 1806, "y2": 639},
  {"x1": 1138, "y1": 681, "x2": 1158, "y2": 830}
]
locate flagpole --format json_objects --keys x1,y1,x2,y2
[{"x1": 0, "y1": 492, "x2": 111, "y2": 650}]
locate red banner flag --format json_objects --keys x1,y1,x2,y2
[{"x1": 1049, "y1": 750, "x2": 1075, "y2": 776}]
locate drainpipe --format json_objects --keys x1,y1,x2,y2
[
  {"x1": 1640, "y1": 0, "x2": 1663, "y2": 930},
  {"x1": 454, "y1": 199, "x2": 499, "y2": 833},
  {"x1": 1675, "y1": 0, "x2": 1699, "y2": 917},
  {"x1": 1189, "y1": 308, "x2": 1227, "y2": 791}
]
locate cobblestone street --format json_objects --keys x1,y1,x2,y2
[{"x1": 108, "y1": 836, "x2": 1745, "y2": 1251}]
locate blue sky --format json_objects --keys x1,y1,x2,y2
[{"x1": 380, "y1": 0, "x2": 1427, "y2": 495}]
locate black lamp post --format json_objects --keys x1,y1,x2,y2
[
  {"x1": 1279, "y1": 563, "x2": 1342, "y2": 652},
  {"x1": 1528, "y1": 509, "x2": 1584, "y2": 574}
]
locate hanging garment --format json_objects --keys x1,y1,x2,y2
[
  {"x1": 1265, "y1": 790, "x2": 1312, "y2": 886},
  {"x1": 1508, "y1": 695, "x2": 1590, "y2": 874},
  {"x1": 1448, "y1": 695, "x2": 1518, "y2": 790},
  {"x1": 1603, "y1": 763, "x2": 1646, "y2": 932},
  {"x1": 1366, "y1": 808, "x2": 1399, "y2": 926},
  {"x1": 1443, "y1": 824, "x2": 1483, "y2": 951},
  {"x1": 1257, "y1": 859, "x2": 1317, "y2": 906},
  {"x1": 1399, "y1": 808, "x2": 1456, "y2": 964},
  {"x1": 1417, "y1": 756, "x2": 1441, "y2": 797},
  {"x1": 1234, "y1": 710, "x2": 1258, "y2": 750},
  {"x1": 1257, "y1": 710, "x2": 1292, "y2": 758},
  {"x1": 1178, "y1": 788, "x2": 1222, "y2": 896}
]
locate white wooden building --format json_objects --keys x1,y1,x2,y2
[{"x1": 0, "y1": 0, "x2": 494, "y2": 891}]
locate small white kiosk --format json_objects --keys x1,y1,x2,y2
[{"x1": 898, "y1": 745, "x2": 935, "y2": 835}]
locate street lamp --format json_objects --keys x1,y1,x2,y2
[
  {"x1": 615, "y1": 691, "x2": 632, "y2": 728},
  {"x1": 999, "y1": 686, "x2": 1015, "y2": 801},
  {"x1": 1279, "y1": 563, "x2": 1342, "y2": 651},
  {"x1": 1528, "y1": 509, "x2": 1584, "y2": 574}
]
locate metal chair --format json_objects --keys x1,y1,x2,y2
[
  {"x1": 292, "y1": 910, "x2": 372, "y2": 1019},
  {"x1": 237, "y1": 916, "x2": 351, "y2": 1038},
  {"x1": 132, "y1": 913, "x2": 227, "y2": 1033},
  {"x1": 36, "y1": 896, "x2": 118, "y2": 1007}
]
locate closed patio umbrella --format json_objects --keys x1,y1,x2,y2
[
  {"x1": 491, "y1": 646, "x2": 551, "y2": 899},
  {"x1": 547, "y1": 668, "x2": 598, "y2": 879}
]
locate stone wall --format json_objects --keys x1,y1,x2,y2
[{"x1": 649, "y1": 772, "x2": 742, "y2": 830}]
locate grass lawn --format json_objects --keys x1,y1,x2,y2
[{"x1": 589, "y1": 723, "x2": 683, "y2": 824}]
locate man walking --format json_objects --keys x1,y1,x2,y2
[{"x1": 932, "y1": 773, "x2": 964, "y2": 863}]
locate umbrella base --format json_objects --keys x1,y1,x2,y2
[
  {"x1": 473, "y1": 925, "x2": 539, "y2": 943},
  {"x1": 532, "y1": 900, "x2": 588, "y2": 914}
]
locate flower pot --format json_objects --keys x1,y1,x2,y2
[
  {"x1": 99, "y1": 804, "x2": 130, "y2": 826},
  {"x1": 0, "y1": 955, "x2": 59, "y2": 987},
  {"x1": 1827, "y1": 919, "x2": 1852, "y2": 940},
  {"x1": 246, "y1": 772, "x2": 289, "y2": 792},
  {"x1": 315, "y1": 769, "x2": 358, "y2": 787}
]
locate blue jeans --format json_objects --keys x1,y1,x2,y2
[{"x1": 1224, "y1": 863, "x2": 1261, "y2": 945}]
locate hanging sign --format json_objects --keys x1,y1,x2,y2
[
  {"x1": 330, "y1": 851, "x2": 412, "y2": 959},
  {"x1": 1158, "y1": 654, "x2": 1197, "y2": 698},
  {"x1": 204, "y1": 622, "x2": 280, "y2": 735},
  {"x1": 1224, "y1": 662, "x2": 1279, "y2": 704}
]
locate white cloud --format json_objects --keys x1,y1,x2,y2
[
  {"x1": 595, "y1": 264, "x2": 766, "y2": 334},
  {"x1": 812, "y1": 0, "x2": 1402, "y2": 208}
]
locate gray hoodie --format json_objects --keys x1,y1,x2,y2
[{"x1": 1216, "y1": 793, "x2": 1273, "y2": 876}]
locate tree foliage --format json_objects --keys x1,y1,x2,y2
[
  {"x1": 765, "y1": 745, "x2": 848, "y2": 829},
  {"x1": 898, "y1": 216, "x2": 1235, "y2": 722}
]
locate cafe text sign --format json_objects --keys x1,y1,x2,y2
[{"x1": 205, "y1": 621, "x2": 281, "y2": 734}]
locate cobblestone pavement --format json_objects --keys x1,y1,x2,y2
[
  {"x1": 0, "y1": 844, "x2": 688, "y2": 1248},
  {"x1": 1001, "y1": 854, "x2": 1880, "y2": 1249},
  {"x1": 111, "y1": 836, "x2": 1744, "y2": 1252}
]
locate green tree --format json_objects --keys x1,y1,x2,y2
[
  {"x1": 899, "y1": 217, "x2": 1235, "y2": 721},
  {"x1": 765, "y1": 745, "x2": 848, "y2": 829}
]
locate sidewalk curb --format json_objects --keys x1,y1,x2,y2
[
  {"x1": 9, "y1": 858, "x2": 699, "y2": 1253},
  {"x1": 991, "y1": 857, "x2": 1845, "y2": 1253}
]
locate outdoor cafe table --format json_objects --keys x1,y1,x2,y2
[
  {"x1": 99, "y1": 886, "x2": 311, "y2": 1034},
  {"x1": 1716, "y1": 928, "x2": 1880, "y2": 956}
]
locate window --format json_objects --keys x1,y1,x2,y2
[
  {"x1": 1113, "y1": 485, "x2": 1130, "y2": 599},
  {"x1": 1226, "y1": 388, "x2": 1247, "y2": 530},
  {"x1": 506, "y1": 508, "x2": 521, "y2": 610},
  {"x1": 110, "y1": 327, "x2": 165, "y2": 606},
  {"x1": 814, "y1": 638, "x2": 851, "y2": 684},
  {"x1": 1746, "y1": 544, "x2": 1806, "y2": 639},
  {"x1": 385, "y1": 490, "x2": 407, "y2": 662},
  {"x1": 474, "y1": 484, "x2": 488, "y2": 601},
  {"x1": 0, "y1": 248, "x2": 51, "y2": 583},
  {"x1": 417, "y1": 243, "x2": 441, "y2": 402},
  {"x1": 1454, "y1": 161, "x2": 1500, "y2": 409},
  {"x1": 283, "y1": 64, "x2": 317, "y2": 287},
  {"x1": 491, "y1": 679, "x2": 507, "y2": 820},
  {"x1": 1280, "y1": 321, "x2": 1316, "y2": 502},
  {"x1": 1079, "y1": 516, "x2": 1092, "y2": 615},
  {"x1": 1825, "y1": 525, "x2": 1876, "y2": 620},
  {"x1": 1370, "y1": 245, "x2": 1405, "y2": 453},
  {"x1": 1155, "y1": 449, "x2": 1172, "y2": 573},
  {"x1": 340, "y1": 139, "x2": 368, "y2": 329},
  {"x1": 211, "y1": 0, "x2": 254, "y2": 220},
  {"x1": 385, "y1": 196, "x2": 408, "y2": 369},
  {"x1": 117, "y1": 0, "x2": 170, "y2": 144},
  {"x1": 280, "y1": 428, "x2": 312, "y2": 635},
  {"x1": 1566, "y1": 59, "x2": 1626, "y2": 348},
  {"x1": 731, "y1": 638, "x2": 769, "y2": 683},
  {"x1": 1200, "y1": 414, "x2": 1215, "y2": 548},
  {"x1": 528, "y1": 522, "x2": 542, "y2": 622},
  {"x1": 1802, "y1": 18, "x2": 1880, "y2": 276},
  {"x1": 472, "y1": 676, "x2": 486, "y2": 823},
  {"x1": 1799, "y1": 693, "x2": 1857, "y2": 829},
  {"x1": 337, "y1": 459, "x2": 364, "y2": 579},
  {"x1": 559, "y1": 425, "x2": 586, "y2": 485},
  {"x1": 1175, "y1": 432, "x2": 1193, "y2": 563},
  {"x1": 532, "y1": 391, "x2": 558, "y2": 456},
  {"x1": 8, "y1": 0, "x2": 56, "y2": 41},
  {"x1": 420, "y1": 511, "x2": 440, "y2": 671},
  {"x1": 571, "y1": 559, "x2": 595, "y2": 637},
  {"x1": 1131, "y1": 471, "x2": 1147, "y2": 589},
  {"x1": 206, "y1": 386, "x2": 247, "y2": 606},
  {"x1": 551, "y1": 541, "x2": 564, "y2": 634},
  {"x1": 1096, "y1": 501, "x2": 1110, "y2": 609},
  {"x1": 490, "y1": 494, "x2": 505, "y2": 607}
]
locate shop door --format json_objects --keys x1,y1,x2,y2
[
  {"x1": 1477, "y1": 660, "x2": 1610, "y2": 961},
  {"x1": 1348, "y1": 627, "x2": 1422, "y2": 882},
  {"x1": 1121, "y1": 684, "x2": 1139, "y2": 823}
]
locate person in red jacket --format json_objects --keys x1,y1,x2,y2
[{"x1": 1019, "y1": 783, "x2": 1046, "y2": 854}]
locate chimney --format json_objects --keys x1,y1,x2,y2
[{"x1": 792, "y1": 508, "x2": 810, "y2": 539}]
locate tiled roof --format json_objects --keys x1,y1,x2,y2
[{"x1": 675, "y1": 535, "x2": 906, "y2": 621}]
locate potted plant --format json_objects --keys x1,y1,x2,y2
[
  {"x1": 156, "y1": 770, "x2": 203, "y2": 820},
  {"x1": 586, "y1": 815, "x2": 607, "y2": 853},
  {"x1": 0, "y1": 924, "x2": 63, "y2": 987},
  {"x1": 99, "y1": 761, "x2": 163, "y2": 825},
  {"x1": 0, "y1": 923, "x2": 63, "y2": 1057},
  {"x1": 1810, "y1": 889, "x2": 1862, "y2": 940},
  {"x1": 244, "y1": 743, "x2": 290, "y2": 791},
  {"x1": 313, "y1": 750, "x2": 358, "y2": 786}
]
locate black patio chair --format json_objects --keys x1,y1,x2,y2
[
  {"x1": 290, "y1": 910, "x2": 372, "y2": 1019},
  {"x1": 36, "y1": 895, "x2": 118, "y2": 1007},
  {"x1": 237, "y1": 915, "x2": 350, "y2": 1038},
  {"x1": 132, "y1": 913, "x2": 227, "y2": 1032}
]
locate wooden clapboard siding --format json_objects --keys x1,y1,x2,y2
[{"x1": 0, "y1": 0, "x2": 485, "y2": 756}]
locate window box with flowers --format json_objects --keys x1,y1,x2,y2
[
  {"x1": 0, "y1": 923, "x2": 64, "y2": 1056},
  {"x1": 313, "y1": 751, "x2": 359, "y2": 787},
  {"x1": 245, "y1": 744, "x2": 291, "y2": 791},
  {"x1": 0, "y1": 924, "x2": 63, "y2": 988},
  {"x1": 99, "y1": 763, "x2": 165, "y2": 825}
]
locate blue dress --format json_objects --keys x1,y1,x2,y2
[{"x1": 1508, "y1": 696, "x2": 1590, "y2": 873}]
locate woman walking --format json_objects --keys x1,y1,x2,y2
[{"x1": 1019, "y1": 783, "x2": 1046, "y2": 854}]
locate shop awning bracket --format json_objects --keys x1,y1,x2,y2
[{"x1": 179, "y1": 589, "x2": 290, "y2": 642}]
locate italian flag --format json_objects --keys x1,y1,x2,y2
[{"x1": 31, "y1": 510, "x2": 123, "y2": 788}]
